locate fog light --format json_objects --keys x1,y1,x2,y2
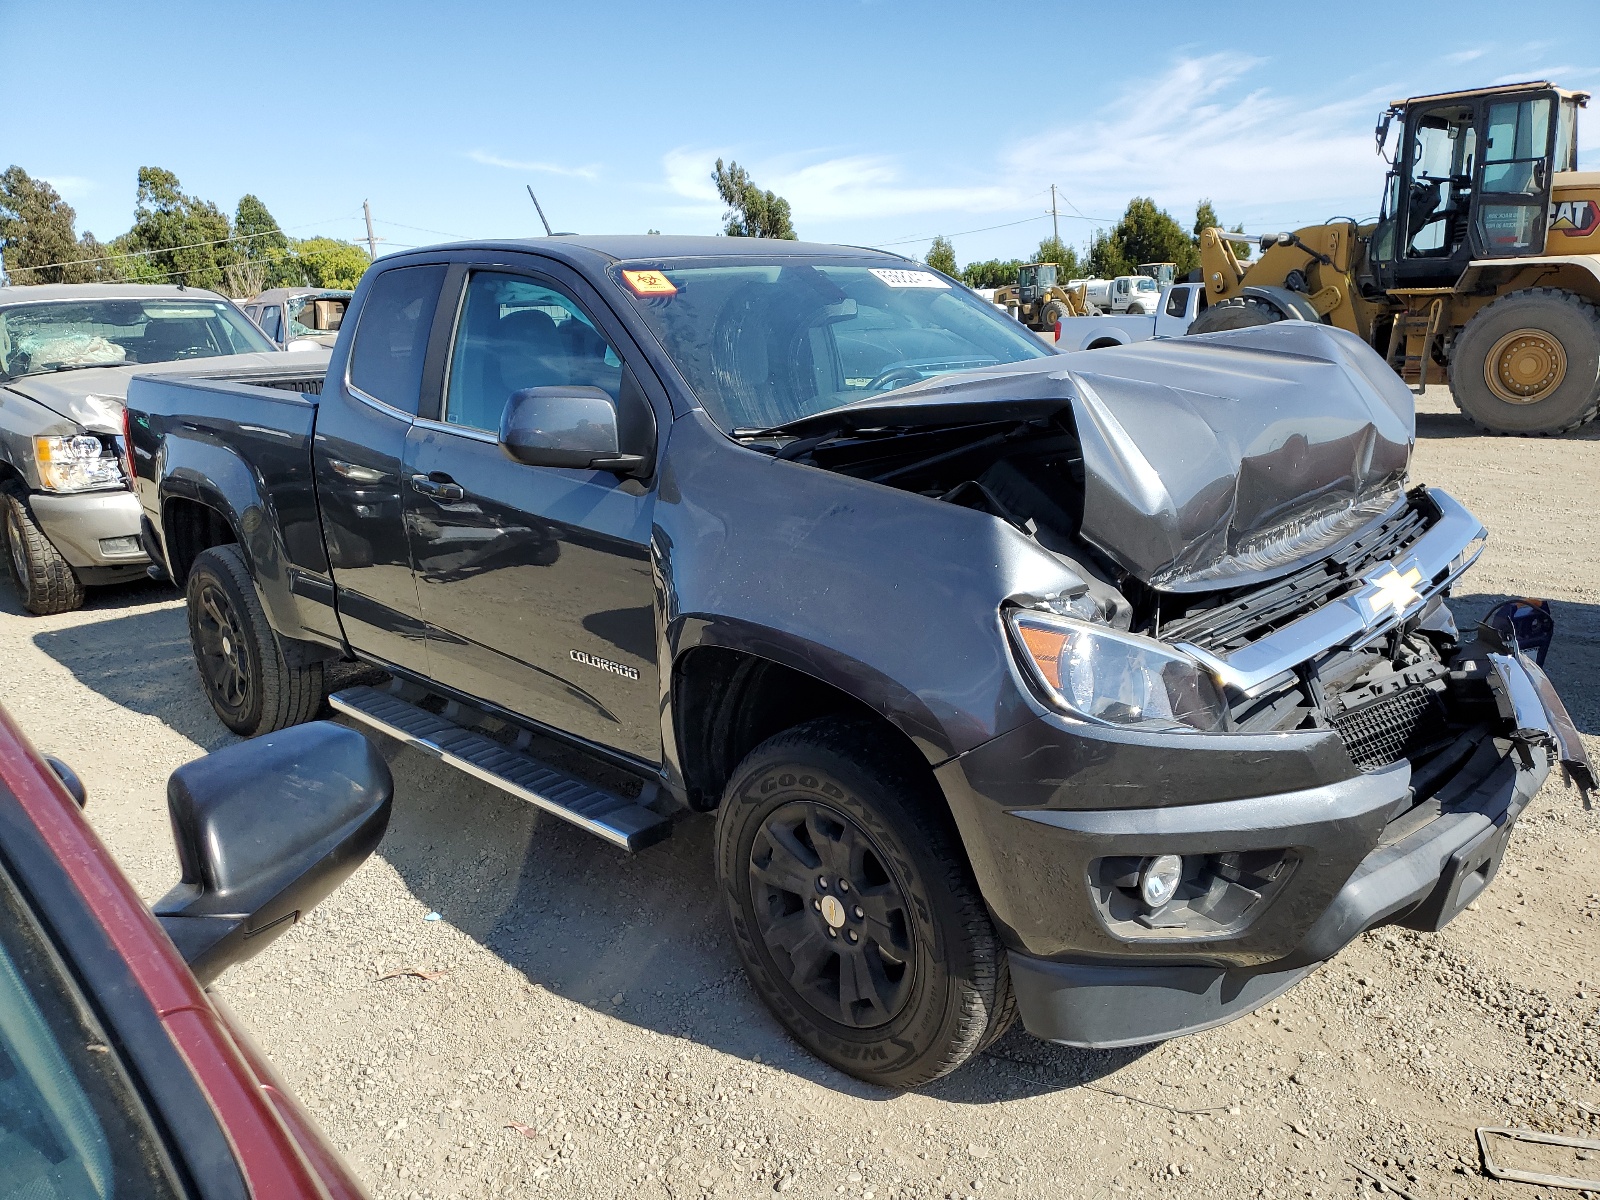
[{"x1": 1138, "y1": 854, "x2": 1183, "y2": 909}]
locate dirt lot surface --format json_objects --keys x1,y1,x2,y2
[{"x1": 2, "y1": 388, "x2": 1597, "y2": 1200}]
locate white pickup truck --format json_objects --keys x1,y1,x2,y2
[{"x1": 1053, "y1": 281, "x2": 1205, "y2": 350}]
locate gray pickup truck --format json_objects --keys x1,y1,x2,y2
[
  {"x1": 0, "y1": 284, "x2": 285, "y2": 612},
  {"x1": 125, "y1": 236, "x2": 1591, "y2": 1087}
]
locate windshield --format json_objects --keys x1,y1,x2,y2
[
  {"x1": 611, "y1": 257, "x2": 1052, "y2": 431},
  {"x1": 1133, "y1": 277, "x2": 1159, "y2": 292},
  {"x1": 0, "y1": 298, "x2": 276, "y2": 383},
  {"x1": 286, "y1": 294, "x2": 349, "y2": 340}
]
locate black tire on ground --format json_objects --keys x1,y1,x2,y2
[
  {"x1": 715, "y1": 716, "x2": 1014, "y2": 1088},
  {"x1": 1448, "y1": 287, "x2": 1600, "y2": 435},
  {"x1": 1040, "y1": 300, "x2": 1070, "y2": 328},
  {"x1": 1, "y1": 484, "x2": 85, "y2": 615},
  {"x1": 1186, "y1": 296, "x2": 1287, "y2": 335},
  {"x1": 185, "y1": 544, "x2": 324, "y2": 736}
]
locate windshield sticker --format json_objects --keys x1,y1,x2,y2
[
  {"x1": 622, "y1": 269, "x2": 678, "y2": 296},
  {"x1": 869, "y1": 268, "x2": 951, "y2": 289}
]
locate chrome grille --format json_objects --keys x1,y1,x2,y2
[{"x1": 1166, "y1": 500, "x2": 1431, "y2": 656}]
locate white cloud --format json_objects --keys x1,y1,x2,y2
[
  {"x1": 662, "y1": 54, "x2": 1403, "y2": 245},
  {"x1": 1445, "y1": 48, "x2": 1488, "y2": 65},
  {"x1": 467, "y1": 150, "x2": 600, "y2": 180},
  {"x1": 1488, "y1": 66, "x2": 1595, "y2": 85},
  {"x1": 1001, "y1": 53, "x2": 1387, "y2": 225},
  {"x1": 43, "y1": 175, "x2": 96, "y2": 200},
  {"x1": 661, "y1": 147, "x2": 1021, "y2": 226}
]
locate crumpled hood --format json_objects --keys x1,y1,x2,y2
[
  {"x1": 2, "y1": 351, "x2": 299, "y2": 432},
  {"x1": 775, "y1": 322, "x2": 1416, "y2": 592}
]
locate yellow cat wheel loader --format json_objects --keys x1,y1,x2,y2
[
  {"x1": 991, "y1": 262, "x2": 1094, "y2": 331},
  {"x1": 1191, "y1": 81, "x2": 1599, "y2": 434}
]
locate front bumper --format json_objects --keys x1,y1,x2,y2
[
  {"x1": 27, "y1": 488, "x2": 149, "y2": 579},
  {"x1": 936, "y1": 648, "x2": 1578, "y2": 1048}
]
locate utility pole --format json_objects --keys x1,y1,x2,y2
[
  {"x1": 363, "y1": 200, "x2": 378, "y2": 261},
  {"x1": 1050, "y1": 185, "x2": 1060, "y2": 246}
]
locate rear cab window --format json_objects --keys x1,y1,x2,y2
[{"x1": 347, "y1": 265, "x2": 447, "y2": 416}]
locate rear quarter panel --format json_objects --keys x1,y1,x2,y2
[{"x1": 126, "y1": 375, "x2": 334, "y2": 643}]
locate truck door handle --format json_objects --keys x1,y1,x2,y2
[
  {"x1": 410, "y1": 474, "x2": 466, "y2": 501},
  {"x1": 328, "y1": 459, "x2": 386, "y2": 483}
]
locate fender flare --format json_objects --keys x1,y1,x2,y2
[
  {"x1": 156, "y1": 439, "x2": 305, "y2": 645},
  {"x1": 1239, "y1": 285, "x2": 1323, "y2": 322},
  {"x1": 668, "y1": 614, "x2": 958, "y2": 766}
]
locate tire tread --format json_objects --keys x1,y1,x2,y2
[
  {"x1": 187, "y1": 544, "x2": 323, "y2": 735},
  {"x1": 718, "y1": 716, "x2": 1013, "y2": 1087},
  {"x1": 1448, "y1": 286, "x2": 1600, "y2": 436},
  {"x1": 2, "y1": 485, "x2": 85, "y2": 615}
]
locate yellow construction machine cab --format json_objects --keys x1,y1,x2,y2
[
  {"x1": 1016, "y1": 263, "x2": 1058, "y2": 304},
  {"x1": 1368, "y1": 82, "x2": 1587, "y2": 292}
]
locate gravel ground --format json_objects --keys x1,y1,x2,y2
[{"x1": 2, "y1": 387, "x2": 1598, "y2": 1200}]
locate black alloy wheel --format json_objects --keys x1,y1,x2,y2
[
  {"x1": 748, "y1": 800, "x2": 917, "y2": 1030},
  {"x1": 192, "y1": 577, "x2": 253, "y2": 719},
  {"x1": 716, "y1": 716, "x2": 1014, "y2": 1088},
  {"x1": 184, "y1": 544, "x2": 324, "y2": 737}
]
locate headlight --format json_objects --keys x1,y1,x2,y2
[
  {"x1": 34, "y1": 435, "x2": 123, "y2": 492},
  {"x1": 1008, "y1": 611, "x2": 1229, "y2": 733}
]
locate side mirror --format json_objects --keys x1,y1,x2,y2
[
  {"x1": 498, "y1": 386, "x2": 647, "y2": 473},
  {"x1": 154, "y1": 722, "x2": 392, "y2": 986}
]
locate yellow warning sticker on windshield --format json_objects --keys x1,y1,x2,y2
[{"x1": 622, "y1": 269, "x2": 678, "y2": 295}]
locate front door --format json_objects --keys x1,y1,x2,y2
[
  {"x1": 1392, "y1": 99, "x2": 1480, "y2": 287},
  {"x1": 313, "y1": 262, "x2": 447, "y2": 676},
  {"x1": 402, "y1": 266, "x2": 661, "y2": 762},
  {"x1": 1471, "y1": 91, "x2": 1558, "y2": 259}
]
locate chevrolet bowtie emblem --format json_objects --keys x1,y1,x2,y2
[{"x1": 1366, "y1": 564, "x2": 1424, "y2": 616}]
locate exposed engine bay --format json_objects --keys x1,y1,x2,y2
[{"x1": 747, "y1": 323, "x2": 1529, "y2": 792}]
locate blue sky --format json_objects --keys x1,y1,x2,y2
[{"x1": 3, "y1": 1, "x2": 1596, "y2": 269}]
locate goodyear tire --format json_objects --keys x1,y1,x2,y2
[
  {"x1": 186, "y1": 544, "x2": 323, "y2": 736},
  {"x1": 1186, "y1": 296, "x2": 1285, "y2": 334},
  {"x1": 715, "y1": 716, "x2": 1013, "y2": 1088},
  {"x1": 1449, "y1": 288, "x2": 1600, "y2": 435},
  {"x1": 1, "y1": 485, "x2": 85, "y2": 615}
]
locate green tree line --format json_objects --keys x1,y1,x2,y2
[
  {"x1": 928, "y1": 196, "x2": 1252, "y2": 289},
  {"x1": 0, "y1": 165, "x2": 370, "y2": 294}
]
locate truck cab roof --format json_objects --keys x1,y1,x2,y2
[{"x1": 386, "y1": 234, "x2": 912, "y2": 268}]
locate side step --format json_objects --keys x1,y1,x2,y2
[{"x1": 328, "y1": 685, "x2": 671, "y2": 851}]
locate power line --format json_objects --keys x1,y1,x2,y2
[
  {"x1": 873, "y1": 207, "x2": 1118, "y2": 250},
  {"x1": 6, "y1": 212, "x2": 362, "y2": 275},
  {"x1": 872, "y1": 214, "x2": 1050, "y2": 248},
  {"x1": 371, "y1": 217, "x2": 474, "y2": 240}
]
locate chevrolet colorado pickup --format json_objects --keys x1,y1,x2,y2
[{"x1": 125, "y1": 236, "x2": 1593, "y2": 1088}]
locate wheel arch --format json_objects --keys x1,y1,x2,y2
[
  {"x1": 1238, "y1": 285, "x2": 1322, "y2": 322},
  {"x1": 669, "y1": 639, "x2": 952, "y2": 816},
  {"x1": 155, "y1": 440, "x2": 308, "y2": 646},
  {"x1": 1455, "y1": 256, "x2": 1600, "y2": 303}
]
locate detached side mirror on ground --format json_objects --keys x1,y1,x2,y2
[
  {"x1": 154, "y1": 722, "x2": 392, "y2": 985},
  {"x1": 498, "y1": 386, "x2": 648, "y2": 473}
]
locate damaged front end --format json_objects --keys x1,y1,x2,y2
[{"x1": 765, "y1": 323, "x2": 1593, "y2": 1049}]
